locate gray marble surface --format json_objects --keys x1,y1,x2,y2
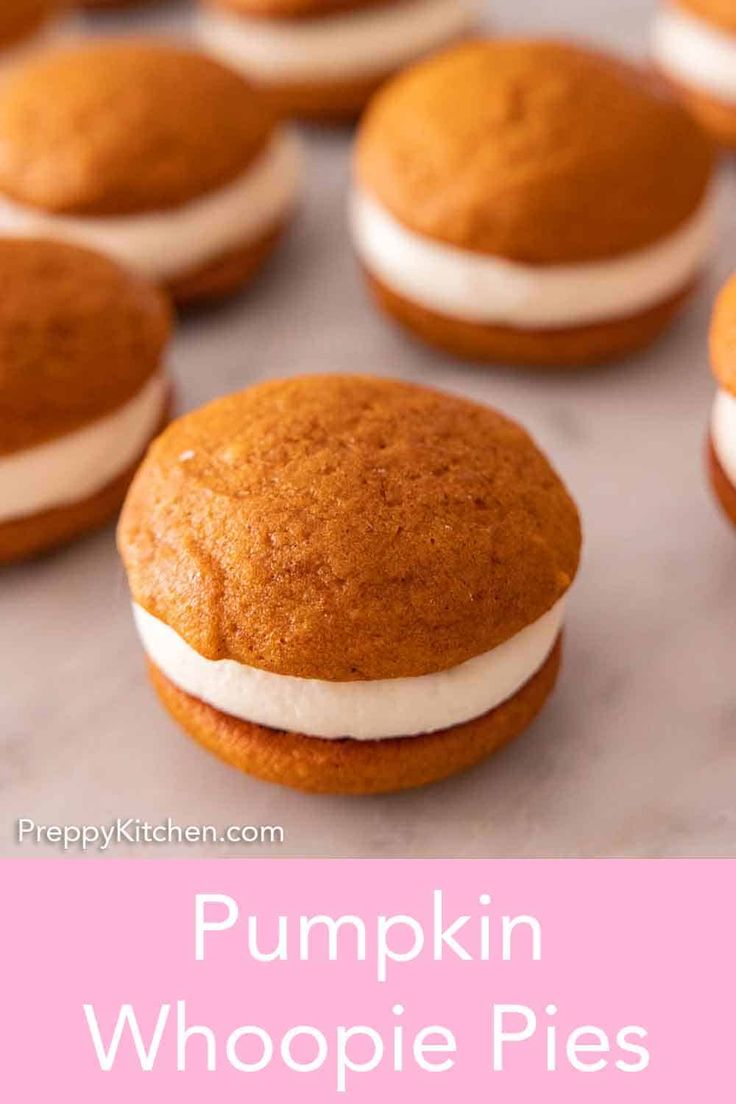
[{"x1": 1, "y1": 0, "x2": 734, "y2": 858}]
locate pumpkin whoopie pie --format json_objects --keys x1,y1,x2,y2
[
  {"x1": 0, "y1": 41, "x2": 302, "y2": 306},
  {"x1": 118, "y1": 374, "x2": 581, "y2": 795},
  {"x1": 653, "y1": 1, "x2": 736, "y2": 148},
  {"x1": 196, "y1": 0, "x2": 480, "y2": 123},
  {"x1": 708, "y1": 274, "x2": 736, "y2": 528},
  {"x1": 0, "y1": 238, "x2": 171, "y2": 564},
  {"x1": 352, "y1": 40, "x2": 716, "y2": 368}
]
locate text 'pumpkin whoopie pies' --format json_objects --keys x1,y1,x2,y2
[
  {"x1": 0, "y1": 40, "x2": 302, "y2": 306},
  {"x1": 351, "y1": 40, "x2": 716, "y2": 368},
  {"x1": 708, "y1": 274, "x2": 736, "y2": 529},
  {"x1": 118, "y1": 374, "x2": 582, "y2": 795},
  {"x1": 0, "y1": 238, "x2": 171, "y2": 564},
  {"x1": 652, "y1": 1, "x2": 736, "y2": 148},
  {"x1": 195, "y1": 0, "x2": 480, "y2": 123}
]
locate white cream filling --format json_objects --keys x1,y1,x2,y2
[
  {"x1": 0, "y1": 129, "x2": 302, "y2": 281},
  {"x1": 0, "y1": 372, "x2": 165, "y2": 522},
  {"x1": 132, "y1": 598, "x2": 565, "y2": 741},
  {"x1": 351, "y1": 188, "x2": 715, "y2": 329},
  {"x1": 652, "y1": 5, "x2": 736, "y2": 104},
  {"x1": 711, "y1": 388, "x2": 736, "y2": 489},
  {"x1": 196, "y1": 0, "x2": 479, "y2": 84}
]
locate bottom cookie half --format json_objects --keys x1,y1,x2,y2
[
  {"x1": 262, "y1": 73, "x2": 387, "y2": 124},
  {"x1": 365, "y1": 273, "x2": 694, "y2": 368},
  {"x1": 146, "y1": 637, "x2": 562, "y2": 795},
  {"x1": 167, "y1": 223, "x2": 286, "y2": 308}
]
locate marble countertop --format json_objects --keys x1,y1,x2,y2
[{"x1": 1, "y1": 0, "x2": 734, "y2": 858}]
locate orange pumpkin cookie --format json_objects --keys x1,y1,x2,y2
[
  {"x1": 0, "y1": 238, "x2": 171, "y2": 564},
  {"x1": 352, "y1": 40, "x2": 715, "y2": 367},
  {"x1": 118, "y1": 374, "x2": 582, "y2": 794}
]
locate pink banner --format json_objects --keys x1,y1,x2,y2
[{"x1": 1, "y1": 860, "x2": 732, "y2": 1100}]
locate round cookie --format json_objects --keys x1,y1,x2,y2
[
  {"x1": 652, "y1": 1, "x2": 736, "y2": 148},
  {"x1": 118, "y1": 374, "x2": 581, "y2": 794},
  {"x1": 708, "y1": 273, "x2": 736, "y2": 529},
  {"x1": 0, "y1": 238, "x2": 171, "y2": 564},
  {"x1": 0, "y1": 40, "x2": 302, "y2": 305},
  {"x1": 195, "y1": 0, "x2": 479, "y2": 124},
  {"x1": 352, "y1": 39, "x2": 715, "y2": 368}
]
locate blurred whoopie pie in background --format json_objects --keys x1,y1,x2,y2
[
  {"x1": 351, "y1": 39, "x2": 716, "y2": 367},
  {"x1": 0, "y1": 40, "x2": 302, "y2": 306}
]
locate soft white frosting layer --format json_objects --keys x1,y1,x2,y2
[
  {"x1": 0, "y1": 373, "x2": 166, "y2": 522},
  {"x1": 196, "y1": 0, "x2": 479, "y2": 83},
  {"x1": 712, "y1": 388, "x2": 736, "y2": 488},
  {"x1": 653, "y1": 5, "x2": 736, "y2": 103},
  {"x1": 0, "y1": 130, "x2": 301, "y2": 280},
  {"x1": 132, "y1": 598, "x2": 564, "y2": 741},
  {"x1": 351, "y1": 188, "x2": 714, "y2": 329}
]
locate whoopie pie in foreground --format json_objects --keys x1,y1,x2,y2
[
  {"x1": 118, "y1": 375, "x2": 582, "y2": 795},
  {"x1": 196, "y1": 0, "x2": 480, "y2": 123},
  {"x1": 351, "y1": 40, "x2": 715, "y2": 367},
  {"x1": 708, "y1": 274, "x2": 736, "y2": 528},
  {"x1": 652, "y1": 0, "x2": 736, "y2": 149},
  {"x1": 0, "y1": 238, "x2": 171, "y2": 564},
  {"x1": 0, "y1": 40, "x2": 302, "y2": 306}
]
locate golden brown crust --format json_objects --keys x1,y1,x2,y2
[
  {"x1": 146, "y1": 638, "x2": 562, "y2": 794},
  {"x1": 365, "y1": 272, "x2": 695, "y2": 367},
  {"x1": 206, "y1": 0, "x2": 387, "y2": 22},
  {"x1": 166, "y1": 222, "x2": 286, "y2": 306},
  {"x1": 676, "y1": 0, "x2": 736, "y2": 33},
  {"x1": 0, "y1": 41, "x2": 275, "y2": 216},
  {"x1": 0, "y1": 238, "x2": 171, "y2": 456},
  {"x1": 0, "y1": 0, "x2": 52, "y2": 49},
  {"x1": 119, "y1": 374, "x2": 581, "y2": 680},
  {"x1": 356, "y1": 39, "x2": 714, "y2": 263},
  {"x1": 0, "y1": 400, "x2": 169, "y2": 565},
  {"x1": 708, "y1": 437, "x2": 736, "y2": 527},
  {"x1": 263, "y1": 71, "x2": 387, "y2": 123},
  {"x1": 710, "y1": 273, "x2": 736, "y2": 395}
]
